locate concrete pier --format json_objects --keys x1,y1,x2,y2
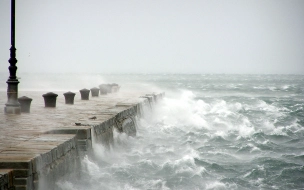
[{"x1": 0, "y1": 90, "x2": 164, "y2": 190}]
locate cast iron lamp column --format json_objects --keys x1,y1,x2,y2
[{"x1": 5, "y1": 0, "x2": 20, "y2": 114}]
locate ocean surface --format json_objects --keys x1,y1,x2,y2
[{"x1": 2, "y1": 73, "x2": 304, "y2": 189}]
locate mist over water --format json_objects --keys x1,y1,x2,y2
[{"x1": 2, "y1": 73, "x2": 303, "y2": 189}]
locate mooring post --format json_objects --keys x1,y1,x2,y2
[{"x1": 5, "y1": 0, "x2": 21, "y2": 114}]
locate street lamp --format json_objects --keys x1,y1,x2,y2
[{"x1": 5, "y1": 0, "x2": 20, "y2": 114}]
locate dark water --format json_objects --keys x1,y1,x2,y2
[{"x1": 3, "y1": 73, "x2": 303, "y2": 189}]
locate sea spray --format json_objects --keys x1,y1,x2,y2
[{"x1": 53, "y1": 74, "x2": 304, "y2": 190}]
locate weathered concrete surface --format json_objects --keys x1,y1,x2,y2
[{"x1": 0, "y1": 90, "x2": 164, "y2": 189}]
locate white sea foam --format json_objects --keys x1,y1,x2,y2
[
  {"x1": 153, "y1": 90, "x2": 259, "y2": 138},
  {"x1": 81, "y1": 155, "x2": 103, "y2": 177},
  {"x1": 122, "y1": 184, "x2": 141, "y2": 190},
  {"x1": 205, "y1": 181, "x2": 227, "y2": 190},
  {"x1": 268, "y1": 86, "x2": 278, "y2": 91},
  {"x1": 154, "y1": 90, "x2": 210, "y2": 129},
  {"x1": 281, "y1": 85, "x2": 290, "y2": 90}
]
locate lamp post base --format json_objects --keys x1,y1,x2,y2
[
  {"x1": 4, "y1": 105, "x2": 20, "y2": 114},
  {"x1": 5, "y1": 79, "x2": 20, "y2": 114}
]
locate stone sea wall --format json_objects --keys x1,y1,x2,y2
[{"x1": 0, "y1": 92, "x2": 164, "y2": 190}]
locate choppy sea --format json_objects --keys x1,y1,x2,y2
[{"x1": 2, "y1": 73, "x2": 304, "y2": 189}]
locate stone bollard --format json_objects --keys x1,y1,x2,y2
[
  {"x1": 111, "y1": 83, "x2": 120, "y2": 93},
  {"x1": 101, "y1": 84, "x2": 112, "y2": 93},
  {"x1": 18, "y1": 96, "x2": 32, "y2": 113},
  {"x1": 107, "y1": 84, "x2": 113, "y2": 93},
  {"x1": 79, "y1": 88, "x2": 90, "y2": 100},
  {"x1": 99, "y1": 84, "x2": 108, "y2": 95},
  {"x1": 63, "y1": 91, "x2": 76, "y2": 104},
  {"x1": 42, "y1": 92, "x2": 58, "y2": 107},
  {"x1": 90, "y1": 87, "x2": 100, "y2": 97}
]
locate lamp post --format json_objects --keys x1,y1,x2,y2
[{"x1": 5, "y1": 0, "x2": 20, "y2": 114}]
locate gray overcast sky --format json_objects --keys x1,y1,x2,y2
[{"x1": 0, "y1": 0, "x2": 304, "y2": 74}]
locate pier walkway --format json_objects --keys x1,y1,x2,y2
[{"x1": 0, "y1": 89, "x2": 163, "y2": 190}]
